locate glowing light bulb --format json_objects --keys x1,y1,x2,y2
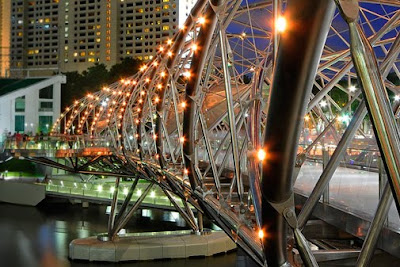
[
  {"x1": 276, "y1": 16, "x2": 287, "y2": 33},
  {"x1": 349, "y1": 85, "x2": 357, "y2": 92},
  {"x1": 257, "y1": 149, "x2": 266, "y2": 161},
  {"x1": 179, "y1": 136, "x2": 185, "y2": 143},
  {"x1": 191, "y1": 43, "x2": 198, "y2": 51},
  {"x1": 258, "y1": 229, "x2": 264, "y2": 239},
  {"x1": 167, "y1": 39, "x2": 172, "y2": 45},
  {"x1": 181, "y1": 102, "x2": 187, "y2": 108},
  {"x1": 183, "y1": 71, "x2": 191, "y2": 78},
  {"x1": 198, "y1": 17, "x2": 205, "y2": 24}
]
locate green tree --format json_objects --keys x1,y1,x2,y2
[{"x1": 108, "y1": 57, "x2": 142, "y2": 83}]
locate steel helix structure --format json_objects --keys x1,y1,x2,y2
[{"x1": 44, "y1": 0, "x2": 400, "y2": 266}]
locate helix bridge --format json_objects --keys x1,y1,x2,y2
[{"x1": 4, "y1": 0, "x2": 400, "y2": 266}]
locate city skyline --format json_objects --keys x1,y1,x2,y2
[{"x1": 2, "y1": 0, "x2": 194, "y2": 78}]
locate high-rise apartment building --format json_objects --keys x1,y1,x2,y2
[
  {"x1": 0, "y1": 0, "x2": 11, "y2": 77},
  {"x1": 7, "y1": 0, "x2": 195, "y2": 77}
]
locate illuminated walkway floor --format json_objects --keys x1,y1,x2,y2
[{"x1": 295, "y1": 161, "x2": 400, "y2": 231}]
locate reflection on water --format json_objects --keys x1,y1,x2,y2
[{"x1": 0, "y1": 201, "x2": 258, "y2": 267}]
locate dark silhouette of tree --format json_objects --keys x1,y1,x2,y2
[
  {"x1": 109, "y1": 58, "x2": 142, "y2": 83},
  {"x1": 61, "y1": 59, "x2": 142, "y2": 108}
]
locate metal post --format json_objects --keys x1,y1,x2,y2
[
  {"x1": 322, "y1": 148, "x2": 330, "y2": 204},
  {"x1": 183, "y1": 1, "x2": 222, "y2": 190},
  {"x1": 197, "y1": 211, "x2": 204, "y2": 232},
  {"x1": 113, "y1": 177, "x2": 140, "y2": 229},
  {"x1": 112, "y1": 183, "x2": 154, "y2": 238},
  {"x1": 219, "y1": 30, "x2": 244, "y2": 203},
  {"x1": 356, "y1": 183, "x2": 393, "y2": 267},
  {"x1": 108, "y1": 176, "x2": 120, "y2": 239},
  {"x1": 338, "y1": 0, "x2": 400, "y2": 215},
  {"x1": 261, "y1": 0, "x2": 335, "y2": 265},
  {"x1": 379, "y1": 157, "x2": 387, "y2": 198}
]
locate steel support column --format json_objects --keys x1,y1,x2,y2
[
  {"x1": 261, "y1": 0, "x2": 335, "y2": 265},
  {"x1": 338, "y1": 0, "x2": 400, "y2": 214}
]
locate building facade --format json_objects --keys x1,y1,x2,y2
[
  {"x1": 0, "y1": 0, "x2": 11, "y2": 77},
  {"x1": 0, "y1": 75, "x2": 65, "y2": 142},
  {"x1": 7, "y1": 0, "x2": 195, "y2": 77}
]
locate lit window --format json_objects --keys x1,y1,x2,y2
[{"x1": 162, "y1": 25, "x2": 170, "y2": 31}]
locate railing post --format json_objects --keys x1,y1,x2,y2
[{"x1": 322, "y1": 148, "x2": 330, "y2": 204}]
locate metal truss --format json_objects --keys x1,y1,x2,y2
[{"x1": 10, "y1": 0, "x2": 400, "y2": 266}]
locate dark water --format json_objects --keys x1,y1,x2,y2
[{"x1": 0, "y1": 201, "x2": 258, "y2": 267}]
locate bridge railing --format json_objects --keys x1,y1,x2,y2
[
  {"x1": 44, "y1": 179, "x2": 183, "y2": 208},
  {"x1": 2, "y1": 135, "x2": 113, "y2": 153}
]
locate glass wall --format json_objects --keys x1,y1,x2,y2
[
  {"x1": 15, "y1": 115, "x2": 25, "y2": 133},
  {"x1": 39, "y1": 116, "x2": 52, "y2": 133}
]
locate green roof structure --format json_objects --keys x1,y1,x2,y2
[{"x1": 0, "y1": 78, "x2": 46, "y2": 97}]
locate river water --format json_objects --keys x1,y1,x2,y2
[{"x1": 0, "y1": 201, "x2": 258, "y2": 267}]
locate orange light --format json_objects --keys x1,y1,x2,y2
[
  {"x1": 276, "y1": 16, "x2": 287, "y2": 33},
  {"x1": 198, "y1": 17, "x2": 205, "y2": 25},
  {"x1": 154, "y1": 97, "x2": 160, "y2": 103},
  {"x1": 257, "y1": 149, "x2": 267, "y2": 161},
  {"x1": 167, "y1": 39, "x2": 172, "y2": 45},
  {"x1": 183, "y1": 71, "x2": 191, "y2": 78},
  {"x1": 304, "y1": 115, "x2": 310, "y2": 121},
  {"x1": 179, "y1": 136, "x2": 185, "y2": 143},
  {"x1": 181, "y1": 102, "x2": 187, "y2": 108},
  {"x1": 258, "y1": 229, "x2": 264, "y2": 239},
  {"x1": 167, "y1": 51, "x2": 173, "y2": 57},
  {"x1": 191, "y1": 43, "x2": 198, "y2": 51},
  {"x1": 160, "y1": 71, "x2": 166, "y2": 77},
  {"x1": 184, "y1": 169, "x2": 189, "y2": 175},
  {"x1": 159, "y1": 46, "x2": 164, "y2": 52}
]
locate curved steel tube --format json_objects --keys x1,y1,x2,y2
[{"x1": 261, "y1": 0, "x2": 335, "y2": 265}]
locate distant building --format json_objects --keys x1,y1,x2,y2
[
  {"x1": 7, "y1": 0, "x2": 195, "y2": 77},
  {"x1": 0, "y1": 0, "x2": 11, "y2": 77},
  {"x1": 0, "y1": 75, "x2": 65, "y2": 142}
]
